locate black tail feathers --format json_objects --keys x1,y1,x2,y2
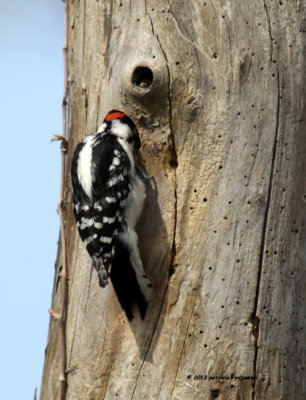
[{"x1": 110, "y1": 241, "x2": 149, "y2": 321}]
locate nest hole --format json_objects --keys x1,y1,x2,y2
[{"x1": 132, "y1": 66, "x2": 153, "y2": 89}]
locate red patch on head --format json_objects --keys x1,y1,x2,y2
[{"x1": 105, "y1": 111, "x2": 126, "y2": 121}]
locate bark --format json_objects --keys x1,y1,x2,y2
[{"x1": 41, "y1": 1, "x2": 306, "y2": 399}]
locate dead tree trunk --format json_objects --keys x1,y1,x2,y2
[{"x1": 41, "y1": 1, "x2": 306, "y2": 399}]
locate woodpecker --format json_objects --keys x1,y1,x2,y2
[{"x1": 71, "y1": 110, "x2": 152, "y2": 318}]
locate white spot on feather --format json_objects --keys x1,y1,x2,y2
[
  {"x1": 105, "y1": 196, "x2": 116, "y2": 203},
  {"x1": 84, "y1": 234, "x2": 96, "y2": 246},
  {"x1": 107, "y1": 177, "x2": 119, "y2": 187},
  {"x1": 94, "y1": 202, "x2": 102, "y2": 211},
  {"x1": 103, "y1": 216, "x2": 116, "y2": 224},
  {"x1": 100, "y1": 236, "x2": 112, "y2": 244},
  {"x1": 79, "y1": 217, "x2": 94, "y2": 230},
  {"x1": 112, "y1": 157, "x2": 120, "y2": 166}
]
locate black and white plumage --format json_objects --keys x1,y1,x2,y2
[{"x1": 71, "y1": 110, "x2": 152, "y2": 318}]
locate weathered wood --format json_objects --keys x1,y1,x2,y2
[{"x1": 41, "y1": 1, "x2": 306, "y2": 399}]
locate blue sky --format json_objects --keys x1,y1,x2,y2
[{"x1": 0, "y1": 1, "x2": 64, "y2": 398}]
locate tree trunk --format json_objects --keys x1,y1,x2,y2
[{"x1": 41, "y1": 1, "x2": 306, "y2": 399}]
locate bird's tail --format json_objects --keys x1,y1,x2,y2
[{"x1": 110, "y1": 241, "x2": 149, "y2": 320}]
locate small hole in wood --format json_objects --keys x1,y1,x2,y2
[{"x1": 132, "y1": 66, "x2": 153, "y2": 89}]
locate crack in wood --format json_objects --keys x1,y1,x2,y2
[
  {"x1": 168, "y1": 280, "x2": 185, "y2": 310},
  {"x1": 224, "y1": 16, "x2": 233, "y2": 98},
  {"x1": 170, "y1": 277, "x2": 201, "y2": 399},
  {"x1": 251, "y1": 67, "x2": 280, "y2": 399},
  {"x1": 246, "y1": 146, "x2": 260, "y2": 187},
  {"x1": 194, "y1": 47, "x2": 203, "y2": 83},
  {"x1": 83, "y1": 266, "x2": 93, "y2": 315},
  {"x1": 146, "y1": 6, "x2": 178, "y2": 271},
  {"x1": 209, "y1": 0, "x2": 217, "y2": 19},
  {"x1": 263, "y1": 0, "x2": 274, "y2": 62},
  {"x1": 67, "y1": 284, "x2": 82, "y2": 370},
  {"x1": 66, "y1": 239, "x2": 80, "y2": 371}
]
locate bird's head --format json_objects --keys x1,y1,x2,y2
[{"x1": 102, "y1": 110, "x2": 141, "y2": 150}]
